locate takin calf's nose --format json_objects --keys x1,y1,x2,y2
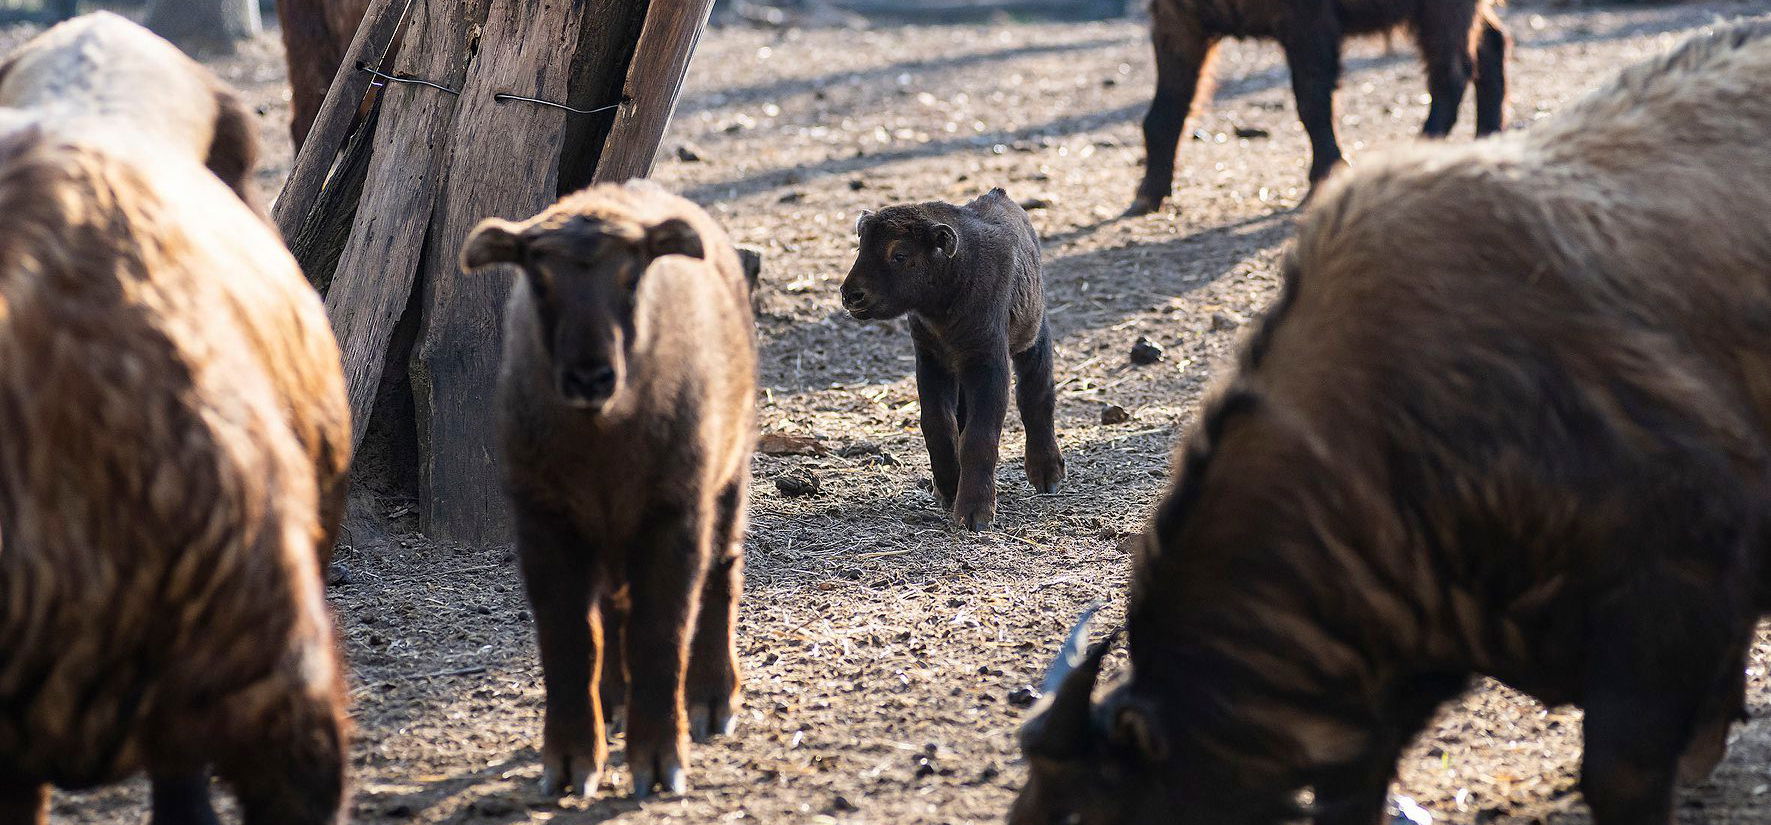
[
  {"x1": 841, "y1": 283, "x2": 868, "y2": 308},
  {"x1": 560, "y1": 364, "x2": 618, "y2": 406}
]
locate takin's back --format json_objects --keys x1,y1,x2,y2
[{"x1": 1266, "y1": 18, "x2": 1771, "y2": 467}]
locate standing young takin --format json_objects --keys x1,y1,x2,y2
[
  {"x1": 841, "y1": 189, "x2": 1064, "y2": 531},
  {"x1": 462, "y1": 181, "x2": 756, "y2": 799},
  {"x1": 1015, "y1": 21, "x2": 1771, "y2": 825},
  {"x1": 1127, "y1": 0, "x2": 1508, "y2": 214}
]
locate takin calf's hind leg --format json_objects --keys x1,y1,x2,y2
[
  {"x1": 686, "y1": 480, "x2": 746, "y2": 743},
  {"x1": 623, "y1": 510, "x2": 710, "y2": 798},
  {"x1": 1472, "y1": 8, "x2": 1509, "y2": 135},
  {"x1": 600, "y1": 589, "x2": 630, "y2": 739},
  {"x1": 1013, "y1": 320, "x2": 1064, "y2": 493},
  {"x1": 1416, "y1": 0, "x2": 1480, "y2": 137},
  {"x1": 1281, "y1": 14, "x2": 1346, "y2": 187}
]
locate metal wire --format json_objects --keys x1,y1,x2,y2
[
  {"x1": 357, "y1": 63, "x2": 460, "y2": 96},
  {"x1": 352, "y1": 64, "x2": 619, "y2": 116},
  {"x1": 493, "y1": 93, "x2": 622, "y2": 116}
]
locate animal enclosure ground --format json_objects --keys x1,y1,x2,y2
[{"x1": 43, "y1": 1, "x2": 1771, "y2": 822}]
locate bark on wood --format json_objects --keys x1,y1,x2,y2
[
  {"x1": 273, "y1": 0, "x2": 409, "y2": 243},
  {"x1": 410, "y1": 0, "x2": 588, "y2": 544},
  {"x1": 593, "y1": 0, "x2": 716, "y2": 183},
  {"x1": 324, "y1": 0, "x2": 491, "y2": 449}
]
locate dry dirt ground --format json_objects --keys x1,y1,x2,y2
[{"x1": 40, "y1": 1, "x2": 1771, "y2": 822}]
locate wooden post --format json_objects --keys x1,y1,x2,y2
[
  {"x1": 409, "y1": 0, "x2": 588, "y2": 545},
  {"x1": 292, "y1": 0, "x2": 715, "y2": 544},
  {"x1": 594, "y1": 0, "x2": 716, "y2": 182},
  {"x1": 273, "y1": 0, "x2": 408, "y2": 241},
  {"x1": 324, "y1": 0, "x2": 490, "y2": 448}
]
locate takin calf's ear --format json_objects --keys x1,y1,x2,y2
[
  {"x1": 648, "y1": 217, "x2": 705, "y2": 260},
  {"x1": 461, "y1": 218, "x2": 527, "y2": 270},
  {"x1": 931, "y1": 223, "x2": 959, "y2": 259}
]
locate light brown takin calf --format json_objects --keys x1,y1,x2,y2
[
  {"x1": 0, "y1": 14, "x2": 352, "y2": 825},
  {"x1": 1014, "y1": 20, "x2": 1771, "y2": 825},
  {"x1": 462, "y1": 181, "x2": 756, "y2": 799}
]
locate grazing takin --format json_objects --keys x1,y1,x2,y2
[
  {"x1": 0, "y1": 15, "x2": 352, "y2": 825},
  {"x1": 1126, "y1": 0, "x2": 1508, "y2": 214},
  {"x1": 461, "y1": 181, "x2": 756, "y2": 799},
  {"x1": 278, "y1": 0, "x2": 370, "y2": 148},
  {"x1": 841, "y1": 189, "x2": 1064, "y2": 531},
  {"x1": 1013, "y1": 21, "x2": 1771, "y2": 825}
]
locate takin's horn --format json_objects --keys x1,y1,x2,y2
[
  {"x1": 1040, "y1": 601, "x2": 1102, "y2": 696},
  {"x1": 1020, "y1": 603, "x2": 1120, "y2": 758}
]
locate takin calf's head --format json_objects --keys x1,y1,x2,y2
[
  {"x1": 841, "y1": 204, "x2": 959, "y2": 321},
  {"x1": 462, "y1": 209, "x2": 705, "y2": 412}
]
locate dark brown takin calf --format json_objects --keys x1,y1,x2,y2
[
  {"x1": 0, "y1": 15, "x2": 352, "y2": 825},
  {"x1": 462, "y1": 181, "x2": 756, "y2": 799},
  {"x1": 1127, "y1": 0, "x2": 1508, "y2": 214},
  {"x1": 841, "y1": 189, "x2": 1064, "y2": 531},
  {"x1": 1014, "y1": 21, "x2": 1771, "y2": 825}
]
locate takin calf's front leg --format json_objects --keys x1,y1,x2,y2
[{"x1": 953, "y1": 356, "x2": 1011, "y2": 531}]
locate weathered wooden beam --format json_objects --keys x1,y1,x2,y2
[
  {"x1": 287, "y1": 103, "x2": 379, "y2": 296},
  {"x1": 272, "y1": 0, "x2": 407, "y2": 239},
  {"x1": 557, "y1": 0, "x2": 650, "y2": 195},
  {"x1": 409, "y1": 0, "x2": 589, "y2": 544},
  {"x1": 592, "y1": 0, "x2": 716, "y2": 183},
  {"x1": 325, "y1": 0, "x2": 492, "y2": 449}
]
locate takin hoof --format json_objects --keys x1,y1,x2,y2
[
  {"x1": 1123, "y1": 194, "x2": 1165, "y2": 217},
  {"x1": 1027, "y1": 451, "x2": 1066, "y2": 493},
  {"x1": 538, "y1": 741, "x2": 605, "y2": 798},
  {"x1": 688, "y1": 695, "x2": 738, "y2": 743},
  {"x1": 628, "y1": 737, "x2": 688, "y2": 799},
  {"x1": 954, "y1": 496, "x2": 996, "y2": 532},
  {"x1": 932, "y1": 481, "x2": 957, "y2": 510},
  {"x1": 1678, "y1": 721, "x2": 1733, "y2": 785}
]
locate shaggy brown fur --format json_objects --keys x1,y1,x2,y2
[
  {"x1": 0, "y1": 12, "x2": 265, "y2": 212},
  {"x1": 840, "y1": 189, "x2": 1063, "y2": 531},
  {"x1": 1127, "y1": 0, "x2": 1508, "y2": 214},
  {"x1": 0, "y1": 17, "x2": 352, "y2": 825},
  {"x1": 462, "y1": 181, "x2": 756, "y2": 800},
  {"x1": 1014, "y1": 20, "x2": 1771, "y2": 825},
  {"x1": 278, "y1": 0, "x2": 371, "y2": 150},
  {"x1": 0, "y1": 13, "x2": 351, "y2": 564}
]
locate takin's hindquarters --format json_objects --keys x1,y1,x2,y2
[
  {"x1": 462, "y1": 181, "x2": 757, "y2": 800},
  {"x1": 1014, "y1": 20, "x2": 1771, "y2": 825},
  {"x1": 1129, "y1": 0, "x2": 1508, "y2": 214},
  {"x1": 0, "y1": 117, "x2": 350, "y2": 825}
]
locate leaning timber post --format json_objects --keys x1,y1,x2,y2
[
  {"x1": 408, "y1": 0, "x2": 589, "y2": 544},
  {"x1": 286, "y1": 0, "x2": 717, "y2": 544}
]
